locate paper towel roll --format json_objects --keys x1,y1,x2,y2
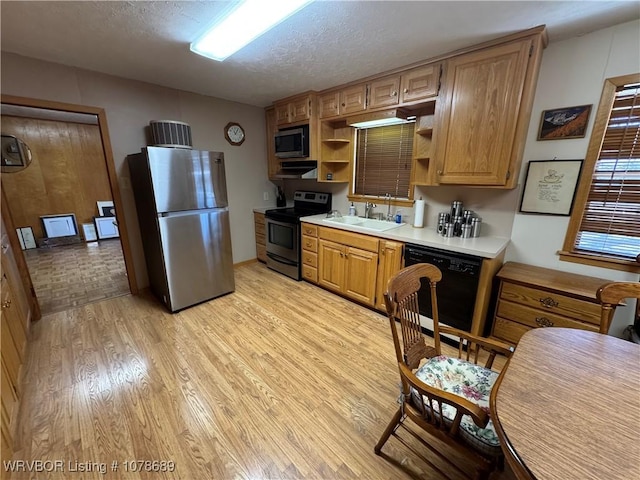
[{"x1": 413, "y1": 198, "x2": 425, "y2": 228}]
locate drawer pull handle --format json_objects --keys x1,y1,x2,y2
[
  {"x1": 539, "y1": 297, "x2": 559, "y2": 308},
  {"x1": 1, "y1": 299, "x2": 11, "y2": 309},
  {"x1": 535, "y1": 316, "x2": 554, "y2": 328}
]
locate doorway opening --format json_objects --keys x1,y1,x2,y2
[{"x1": 1, "y1": 96, "x2": 138, "y2": 315}]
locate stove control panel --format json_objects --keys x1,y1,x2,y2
[{"x1": 293, "y1": 191, "x2": 331, "y2": 208}]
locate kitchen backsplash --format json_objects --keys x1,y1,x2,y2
[{"x1": 277, "y1": 180, "x2": 520, "y2": 238}]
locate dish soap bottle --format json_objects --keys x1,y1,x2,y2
[{"x1": 349, "y1": 202, "x2": 357, "y2": 216}]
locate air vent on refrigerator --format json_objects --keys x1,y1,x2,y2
[{"x1": 149, "y1": 120, "x2": 193, "y2": 149}]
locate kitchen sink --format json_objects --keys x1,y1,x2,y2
[{"x1": 323, "y1": 216, "x2": 404, "y2": 231}]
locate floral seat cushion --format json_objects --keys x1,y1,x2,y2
[{"x1": 412, "y1": 355, "x2": 501, "y2": 456}]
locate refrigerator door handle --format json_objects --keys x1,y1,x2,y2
[{"x1": 160, "y1": 207, "x2": 228, "y2": 218}]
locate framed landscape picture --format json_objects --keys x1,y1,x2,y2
[{"x1": 537, "y1": 105, "x2": 592, "y2": 140}]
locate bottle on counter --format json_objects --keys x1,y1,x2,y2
[{"x1": 349, "y1": 202, "x2": 357, "y2": 216}]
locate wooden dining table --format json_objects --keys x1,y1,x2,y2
[{"x1": 490, "y1": 327, "x2": 640, "y2": 480}]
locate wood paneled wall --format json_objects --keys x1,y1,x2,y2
[{"x1": 1, "y1": 116, "x2": 112, "y2": 239}]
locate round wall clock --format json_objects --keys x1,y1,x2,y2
[{"x1": 224, "y1": 122, "x2": 245, "y2": 146}]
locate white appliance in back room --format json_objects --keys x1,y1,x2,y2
[{"x1": 127, "y1": 146, "x2": 235, "y2": 312}]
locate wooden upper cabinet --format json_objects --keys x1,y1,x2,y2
[
  {"x1": 341, "y1": 84, "x2": 367, "y2": 115},
  {"x1": 318, "y1": 91, "x2": 341, "y2": 119},
  {"x1": 368, "y1": 75, "x2": 401, "y2": 109},
  {"x1": 400, "y1": 63, "x2": 440, "y2": 103},
  {"x1": 275, "y1": 103, "x2": 291, "y2": 125},
  {"x1": 318, "y1": 84, "x2": 367, "y2": 119},
  {"x1": 433, "y1": 37, "x2": 540, "y2": 187},
  {"x1": 290, "y1": 96, "x2": 312, "y2": 123},
  {"x1": 275, "y1": 93, "x2": 313, "y2": 125}
]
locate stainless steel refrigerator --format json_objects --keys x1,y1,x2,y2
[{"x1": 128, "y1": 146, "x2": 235, "y2": 312}]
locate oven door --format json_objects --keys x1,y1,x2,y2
[{"x1": 265, "y1": 217, "x2": 300, "y2": 280}]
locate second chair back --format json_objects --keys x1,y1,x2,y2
[{"x1": 385, "y1": 263, "x2": 443, "y2": 368}]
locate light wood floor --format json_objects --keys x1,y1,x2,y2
[{"x1": 10, "y1": 262, "x2": 515, "y2": 480}]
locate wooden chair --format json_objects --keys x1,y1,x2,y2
[
  {"x1": 375, "y1": 263, "x2": 515, "y2": 480},
  {"x1": 597, "y1": 281, "x2": 640, "y2": 335}
]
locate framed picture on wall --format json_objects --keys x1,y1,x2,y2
[
  {"x1": 519, "y1": 160, "x2": 583, "y2": 216},
  {"x1": 537, "y1": 105, "x2": 592, "y2": 140},
  {"x1": 40, "y1": 214, "x2": 78, "y2": 238}
]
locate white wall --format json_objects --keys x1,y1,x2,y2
[{"x1": 1, "y1": 52, "x2": 274, "y2": 289}]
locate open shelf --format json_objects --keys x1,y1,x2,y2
[
  {"x1": 319, "y1": 119, "x2": 354, "y2": 183},
  {"x1": 416, "y1": 127, "x2": 433, "y2": 137}
]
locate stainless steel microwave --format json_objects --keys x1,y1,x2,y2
[{"x1": 274, "y1": 125, "x2": 309, "y2": 158}]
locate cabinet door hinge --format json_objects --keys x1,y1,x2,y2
[
  {"x1": 529, "y1": 44, "x2": 534, "y2": 57},
  {"x1": 365, "y1": 85, "x2": 370, "y2": 108},
  {"x1": 506, "y1": 170, "x2": 511, "y2": 179}
]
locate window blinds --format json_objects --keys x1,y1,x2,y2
[
  {"x1": 354, "y1": 122, "x2": 414, "y2": 199},
  {"x1": 576, "y1": 82, "x2": 640, "y2": 259}
]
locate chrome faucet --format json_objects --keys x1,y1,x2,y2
[
  {"x1": 364, "y1": 202, "x2": 377, "y2": 219},
  {"x1": 385, "y1": 193, "x2": 393, "y2": 221}
]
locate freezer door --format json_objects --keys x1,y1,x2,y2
[
  {"x1": 147, "y1": 146, "x2": 228, "y2": 213},
  {"x1": 158, "y1": 209, "x2": 235, "y2": 311}
]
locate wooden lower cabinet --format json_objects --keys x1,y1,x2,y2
[
  {"x1": 254, "y1": 212, "x2": 266, "y2": 263},
  {"x1": 317, "y1": 226, "x2": 380, "y2": 307},
  {"x1": 301, "y1": 223, "x2": 318, "y2": 283},
  {"x1": 491, "y1": 262, "x2": 612, "y2": 344},
  {"x1": 318, "y1": 240, "x2": 378, "y2": 306},
  {"x1": 375, "y1": 240, "x2": 404, "y2": 312}
]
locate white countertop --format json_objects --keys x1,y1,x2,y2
[{"x1": 300, "y1": 214, "x2": 510, "y2": 259}]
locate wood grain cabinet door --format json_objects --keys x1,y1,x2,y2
[
  {"x1": 375, "y1": 240, "x2": 404, "y2": 311},
  {"x1": 318, "y1": 91, "x2": 341, "y2": 119},
  {"x1": 343, "y1": 247, "x2": 378, "y2": 306},
  {"x1": 400, "y1": 64, "x2": 440, "y2": 103},
  {"x1": 318, "y1": 240, "x2": 345, "y2": 293},
  {"x1": 290, "y1": 96, "x2": 311, "y2": 123},
  {"x1": 275, "y1": 103, "x2": 291, "y2": 125},
  {"x1": 340, "y1": 84, "x2": 368, "y2": 115},
  {"x1": 434, "y1": 39, "x2": 532, "y2": 186},
  {"x1": 368, "y1": 75, "x2": 401, "y2": 110}
]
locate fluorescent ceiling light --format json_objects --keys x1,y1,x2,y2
[
  {"x1": 190, "y1": 0, "x2": 313, "y2": 61},
  {"x1": 347, "y1": 108, "x2": 413, "y2": 129}
]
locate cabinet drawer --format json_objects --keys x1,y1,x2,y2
[
  {"x1": 302, "y1": 250, "x2": 317, "y2": 268},
  {"x1": 492, "y1": 317, "x2": 531, "y2": 344},
  {"x1": 255, "y1": 232, "x2": 265, "y2": 246},
  {"x1": 301, "y1": 223, "x2": 317, "y2": 237},
  {"x1": 497, "y1": 300, "x2": 599, "y2": 332},
  {"x1": 318, "y1": 226, "x2": 379, "y2": 252},
  {"x1": 500, "y1": 282, "x2": 601, "y2": 325},
  {"x1": 302, "y1": 236, "x2": 317, "y2": 253},
  {"x1": 302, "y1": 265, "x2": 318, "y2": 283}
]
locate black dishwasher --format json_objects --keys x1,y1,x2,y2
[{"x1": 404, "y1": 244, "x2": 482, "y2": 332}]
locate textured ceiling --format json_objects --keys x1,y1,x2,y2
[{"x1": 1, "y1": 1, "x2": 639, "y2": 107}]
